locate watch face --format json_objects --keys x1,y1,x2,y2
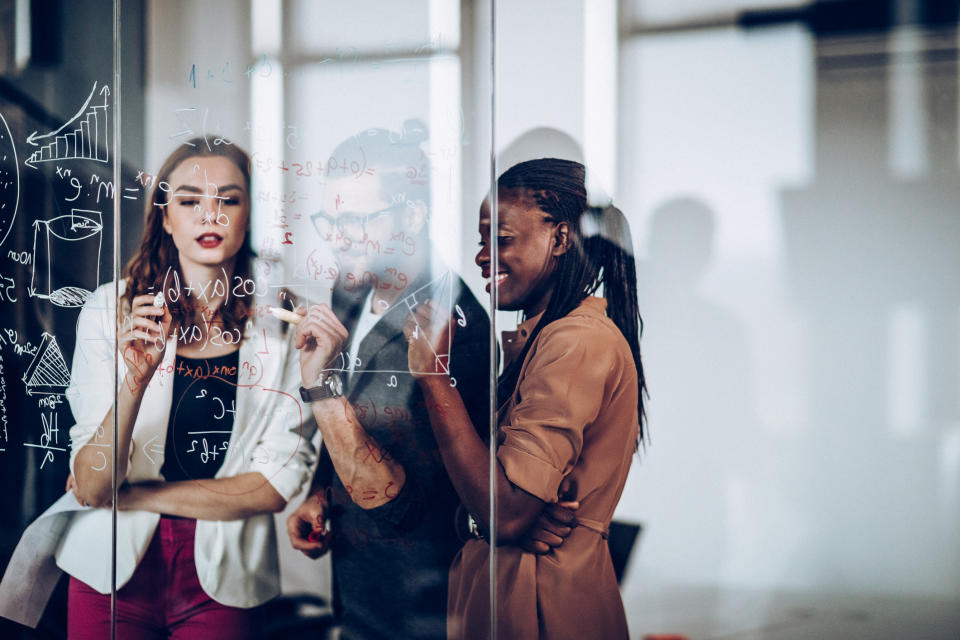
[
  {"x1": 327, "y1": 374, "x2": 343, "y2": 395},
  {"x1": 299, "y1": 374, "x2": 344, "y2": 402}
]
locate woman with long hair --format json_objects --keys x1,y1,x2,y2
[
  {"x1": 61, "y1": 138, "x2": 314, "y2": 638},
  {"x1": 405, "y1": 158, "x2": 646, "y2": 638}
]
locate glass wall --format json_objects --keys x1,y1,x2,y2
[
  {"x1": 0, "y1": 1, "x2": 958, "y2": 639},
  {"x1": 0, "y1": 1, "x2": 129, "y2": 636}
]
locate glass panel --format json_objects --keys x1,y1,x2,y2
[
  {"x1": 270, "y1": 1, "x2": 496, "y2": 636},
  {"x1": 0, "y1": 0, "x2": 960, "y2": 638},
  {"x1": 483, "y1": 2, "x2": 645, "y2": 638},
  {"x1": 2, "y1": 1, "x2": 499, "y2": 637},
  {"x1": 0, "y1": 0, "x2": 123, "y2": 636},
  {"x1": 14, "y1": 3, "x2": 960, "y2": 640},
  {"x1": 122, "y1": 1, "x2": 492, "y2": 638},
  {"x1": 490, "y1": 2, "x2": 960, "y2": 639}
]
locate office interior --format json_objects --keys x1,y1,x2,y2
[{"x1": 0, "y1": 1, "x2": 958, "y2": 638}]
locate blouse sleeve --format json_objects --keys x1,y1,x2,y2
[
  {"x1": 496, "y1": 317, "x2": 627, "y2": 503},
  {"x1": 252, "y1": 331, "x2": 318, "y2": 502},
  {"x1": 66, "y1": 285, "x2": 123, "y2": 475}
]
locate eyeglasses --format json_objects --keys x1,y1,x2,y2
[{"x1": 309, "y1": 204, "x2": 402, "y2": 240}]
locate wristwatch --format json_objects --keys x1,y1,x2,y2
[{"x1": 299, "y1": 372, "x2": 344, "y2": 402}]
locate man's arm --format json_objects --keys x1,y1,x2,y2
[
  {"x1": 295, "y1": 304, "x2": 406, "y2": 510},
  {"x1": 309, "y1": 395, "x2": 405, "y2": 509}
]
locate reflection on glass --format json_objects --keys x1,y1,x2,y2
[
  {"x1": 284, "y1": 123, "x2": 491, "y2": 639},
  {"x1": 0, "y1": 4, "x2": 126, "y2": 635},
  {"x1": 309, "y1": 204, "x2": 404, "y2": 243}
]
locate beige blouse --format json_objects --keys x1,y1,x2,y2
[{"x1": 448, "y1": 296, "x2": 639, "y2": 639}]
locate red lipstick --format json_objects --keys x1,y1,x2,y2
[{"x1": 196, "y1": 233, "x2": 223, "y2": 248}]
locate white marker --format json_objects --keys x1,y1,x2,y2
[
  {"x1": 266, "y1": 306, "x2": 302, "y2": 325},
  {"x1": 153, "y1": 292, "x2": 164, "y2": 308}
]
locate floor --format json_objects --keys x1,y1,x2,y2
[
  {"x1": 622, "y1": 579, "x2": 960, "y2": 640},
  {"x1": 274, "y1": 491, "x2": 960, "y2": 640}
]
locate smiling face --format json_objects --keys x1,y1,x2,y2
[
  {"x1": 475, "y1": 189, "x2": 569, "y2": 317},
  {"x1": 162, "y1": 155, "x2": 249, "y2": 273}
]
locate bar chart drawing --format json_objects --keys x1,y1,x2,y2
[
  {"x1": 24, "y1": 83, "x2": 110, "y2": 170},
  {"x1": 0, "y1": 111, "x2": 18, "y2": 247},
  {"x1": 29, "y1": 209, "x2": 103, "y2": 308}
]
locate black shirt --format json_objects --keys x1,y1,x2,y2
[{"x1": 161, "y1": 350, "x2": 240, "y2": 483}]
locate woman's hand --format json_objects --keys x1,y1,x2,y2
[
  {"x1": 287, "y1": 490, "x2": 333, "y2": 559},
  {"x1": 518, "y1": 500, "x2": 579, "y2": 554},
  {"x1": 120, "y1": 293, "x2": 172, "y2": 392},
  {"x1": 519, "y1": 476, "x2": 579, "y2": 554},
  {"x1": 295, "y1": 304, "x2": 349, "y2": 386},
  {"x1": 65, "y1": 473, "x2": 89, "y2": 507},
  {"x1": 403, "y1": 300, "x2": 455, "y2": 380}
]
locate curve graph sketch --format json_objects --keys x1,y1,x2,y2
[
  {"x1": 24, "y1": 83, "x2": 110, "y2": 170},
  {"x1": 0, "y1": 111, "x2": 19, "y2": 247}
]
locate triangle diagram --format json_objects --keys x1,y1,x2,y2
[
  {"x1": 23, "y1": 333, "x2": 71, "y2": 395},
  {"x1": 401, "y1": 270, "x2": 454, "y2": 376}
]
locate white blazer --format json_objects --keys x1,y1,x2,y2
[{"x1": 57, "y1": 282, "x2": 316, "y2": 607}]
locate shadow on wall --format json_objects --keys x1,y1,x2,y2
[
  {"x1": 497, "y1": 126, "x2": 584, "y2": 172},
  {"x1": 625, "y1": 195, "x2": 757, "y2": 630},
  {"x1": 623, "y1": 19, "x2": 960, "y2": 639}
]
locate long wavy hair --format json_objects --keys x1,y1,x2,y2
[
  {"x1": 122, "y1": 139, "x2": 254, "y2": 337},
  {"x1": 496, "y1": 158, "x2": 648, "y2": 443}
]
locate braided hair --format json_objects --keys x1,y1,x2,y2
[{"x1": 496, "y1": 158, "x2": 647, "y2": 443}]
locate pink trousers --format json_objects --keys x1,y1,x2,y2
[{"x1": 67, "y1": 517, "x2": 259, "y2": 640}]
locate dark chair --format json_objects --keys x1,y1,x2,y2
[{"x1": 608, "y1": 520, "x2": 642, "y2": 585}]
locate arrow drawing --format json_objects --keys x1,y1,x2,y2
[{"x1": 142, "y1": 434, "x2": 165, "y2": 466}]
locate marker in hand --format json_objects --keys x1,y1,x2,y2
[
  {"x1": 307, "y1": 511, "x2": 328, "y2": 542},
  {"x1": 266, "y1": 306, "x2": 303, "y2": 325}
]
